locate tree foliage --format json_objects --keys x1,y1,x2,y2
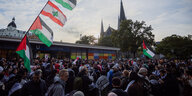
[
  {"x1": 111, "y1": 19, "x2": 155, "y2": 57},
  {"x1": 98, "y1": 36, "x2": 114, "y2": 47},
  {"x1": 156, "y1": 35, "x2": 192, "y2": 59},
  {"x1": 75, "y1": 35, "x2": 96, "y2": 45}
]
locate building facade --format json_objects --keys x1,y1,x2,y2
[
  {"x1": 0, "y1": 17, "x2": 38, "y2": 40},
  {"x1": 0, "y1": 17, "x2": 120, "y2": 60},
  {"x1": 0, "y1": 38, "x2": 120, "y2": 60}
]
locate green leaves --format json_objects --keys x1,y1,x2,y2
[
  {"x1": 75, "y1": 35, "x2": 96, "y2": 45},
  {"x1": 156, "y1": 35, "x2": 192, "y2": 59},
  {"x1": 98, "y1": 36, "x2": 114, "y2": 47},
  {"x1": 111, "y1": 19, "x2": 154, "y2": 57}
]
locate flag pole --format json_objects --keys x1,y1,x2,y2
[
  {"x1": 25, "y1": 0, "x2": 49, "y2": 35},
  {"x1": 17, "y1": 0, "x2": 50, "y2": 63},
  {"x1": 20, "y1": 0, "x2": 49, "y2": 58}
]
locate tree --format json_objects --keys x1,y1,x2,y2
[
  {"x1": 98, "y1": 36, "x2": 114, "y2": 47},
  {"x1": 111, "y1": 19, "x2": 155, "y2": 58},
  {"x1": 156, "y1": 34, "x2": 192, "y2": 59},
  {"x1": 75, "y1": 35, "x2": 96, "y2": 45}
]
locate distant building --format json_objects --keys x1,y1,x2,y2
[
  {"x1": 100, "y1": 21, "x2": 115, "y2": 37},
  {"x1": 0, "y1": 17, "x2": 37, "y2": 39},
  {"x1": 100, "y1": 0, "x2": 126, "y2": 38}
]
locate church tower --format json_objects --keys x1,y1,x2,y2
[
  {"x1": 99, "y1": 0, "x2": 127, "y2": 37},
  {"x1": 100, "y1": 19, "x2": 104, "y2": 38},
  {"x1": 118, "y1": 0, "x2": 126, "y2": 30}
]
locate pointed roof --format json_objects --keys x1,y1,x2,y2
[
  {"x1": 101, "y1": 19, "x2": 104, "y2": 34},
  {"x1": 118, "y1": 0, "x2": 126, "y2": 30},
  {"x1": 120, "y1": 0, "x2": 126, "y2": 22},
  {"x1": 100, "y1": 19, "x2": 104, "y2": 37},
  {"x1": 105, "y1": 25, "x2": 115, "y2": 37}
]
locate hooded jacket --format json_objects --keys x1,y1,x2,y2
[{"x1": 46, "y1": 76, "x2": 66, "y2": 96}]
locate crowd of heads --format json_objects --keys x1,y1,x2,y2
[{"x1": 0, "y1": 57, "x2": 192, "y2": 96}]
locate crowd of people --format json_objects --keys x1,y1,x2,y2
[{"x1": 0, "y1": 57, "x2": 192, "y2": 96}]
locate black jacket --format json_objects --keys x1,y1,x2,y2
[
  {"x1": 21, "y1": 79, "x2": 47, "y2": 96},
  {"x1": 111, "y1": 87, "x2": 128, "y2": 96}
]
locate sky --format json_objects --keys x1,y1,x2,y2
[{"x1": 0, "y1": 0, "x2": 192, "y2": 43}]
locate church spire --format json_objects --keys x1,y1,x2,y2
[
  {"x1": 100, "y1": 19, "x2": 104, "y2": 37},
  {"x1": 118, "y1": 0, "x2": 126, "y2": 29},
  {"x1": 120, "y1": 0, "x2": 126, "y2": 21}
]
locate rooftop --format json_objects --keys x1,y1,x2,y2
[{"x1": 0, "y1": 37, "x2": 120, "y2": 51}]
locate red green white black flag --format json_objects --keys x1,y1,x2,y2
[
  {"x1": 30, "y1": 16, "x2": 53, "y2": 47},
  {"x1": 143, "y1": 41, "x2": 155, "y2": 58},
  {"x1": 16, "y1": 35, "x2": 32, "y2": 72}
]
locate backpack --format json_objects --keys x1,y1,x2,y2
[{"x1": 73, "y1": 77, "x2": 83, "y2": 90}]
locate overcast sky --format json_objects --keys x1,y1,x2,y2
[{"x1": 0, "y1": 0, "x2": 192, "y2": 43}]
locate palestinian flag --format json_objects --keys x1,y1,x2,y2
[
  {"x1": 16, "y1": 35, "x2": 32, "y2": 72},
  {"x1": 55, "y1": 0, "x2": 76, "y2": 10},
  {"x1": 143, "y1": 41, "x2": 155, "y2": 58},
  {"x1": 72, "y1": 57, "x2": 79, "y2": 65},
  {"x1": 30, "y1": 16, "x2": 53, "y2": 47},
  {"x1": 41, "y1": 1, "x2": 67, "y2": 27}
]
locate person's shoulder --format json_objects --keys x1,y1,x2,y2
[
  {"x1": 26, "y1": 80, "x2": 33, "y2": 84},
  {"x1": 98, "y1": 75, "x2": 106, "y2": 79},
  {"x1": 54, "y1": 82, "x2": 64, "y2": 89},
  {"x1": 22, "y1": 80, "x2": 32, "y2": 88},
  {"x1": 111, "y1": 88, "x2": 128, "y2": 96},
  {"x1": 42, "y1": 78, "x2": 47, "y2": 82}
]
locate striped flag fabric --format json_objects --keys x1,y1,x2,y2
[
  {"x1": 143, "y1": 41, "x2": 155, "y2": 58},
  {"x1": 55, "y1": 0, "x2": 76, "y2": 10},
  {"x1": 16, "y1": 35, "x2": 32, "y2": 72},
  {"x1": 30, "y1": 16, "x2": 53, "y2": 47},
  {"x1": 72, "y1": 57, "x2": 79, "y2": 64},
  {"x1": 41, "y1": 1, "x2": 67, "y2": 27}
]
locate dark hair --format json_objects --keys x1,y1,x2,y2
[
  {"x1": 160, "y1": 69, "x2": 166, "y2": 74},
  {"x1": 110, "y1": 64, "x2": 114, "y2": 69},
  {"x1": 112, "y1": 77, "x2": 121, "y2": 86},
  {"x1": 34, "y1": 70, "x2": 41, "y2": 76},
  {"x1": 68, "y1": 63, "x2": 72, "y2": 68},
  {"x1": 186, "y1": 70, "x2": 192, "y2": 76},
  {"x1": 78, "y1": 69, "x2": 87, "y2": 77},
  {"x1": 101, "y1": 70, "x2": 107, "y2": 76},
  {"x1": 129, "y1": 72, "x2": 139, "y2": 81},
  {"x1": 11, "y1": 68, "x2": 17, "y2": 74},
  {"x1": 17, "y1": 68, "x2": 28, "y2": 76}
]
